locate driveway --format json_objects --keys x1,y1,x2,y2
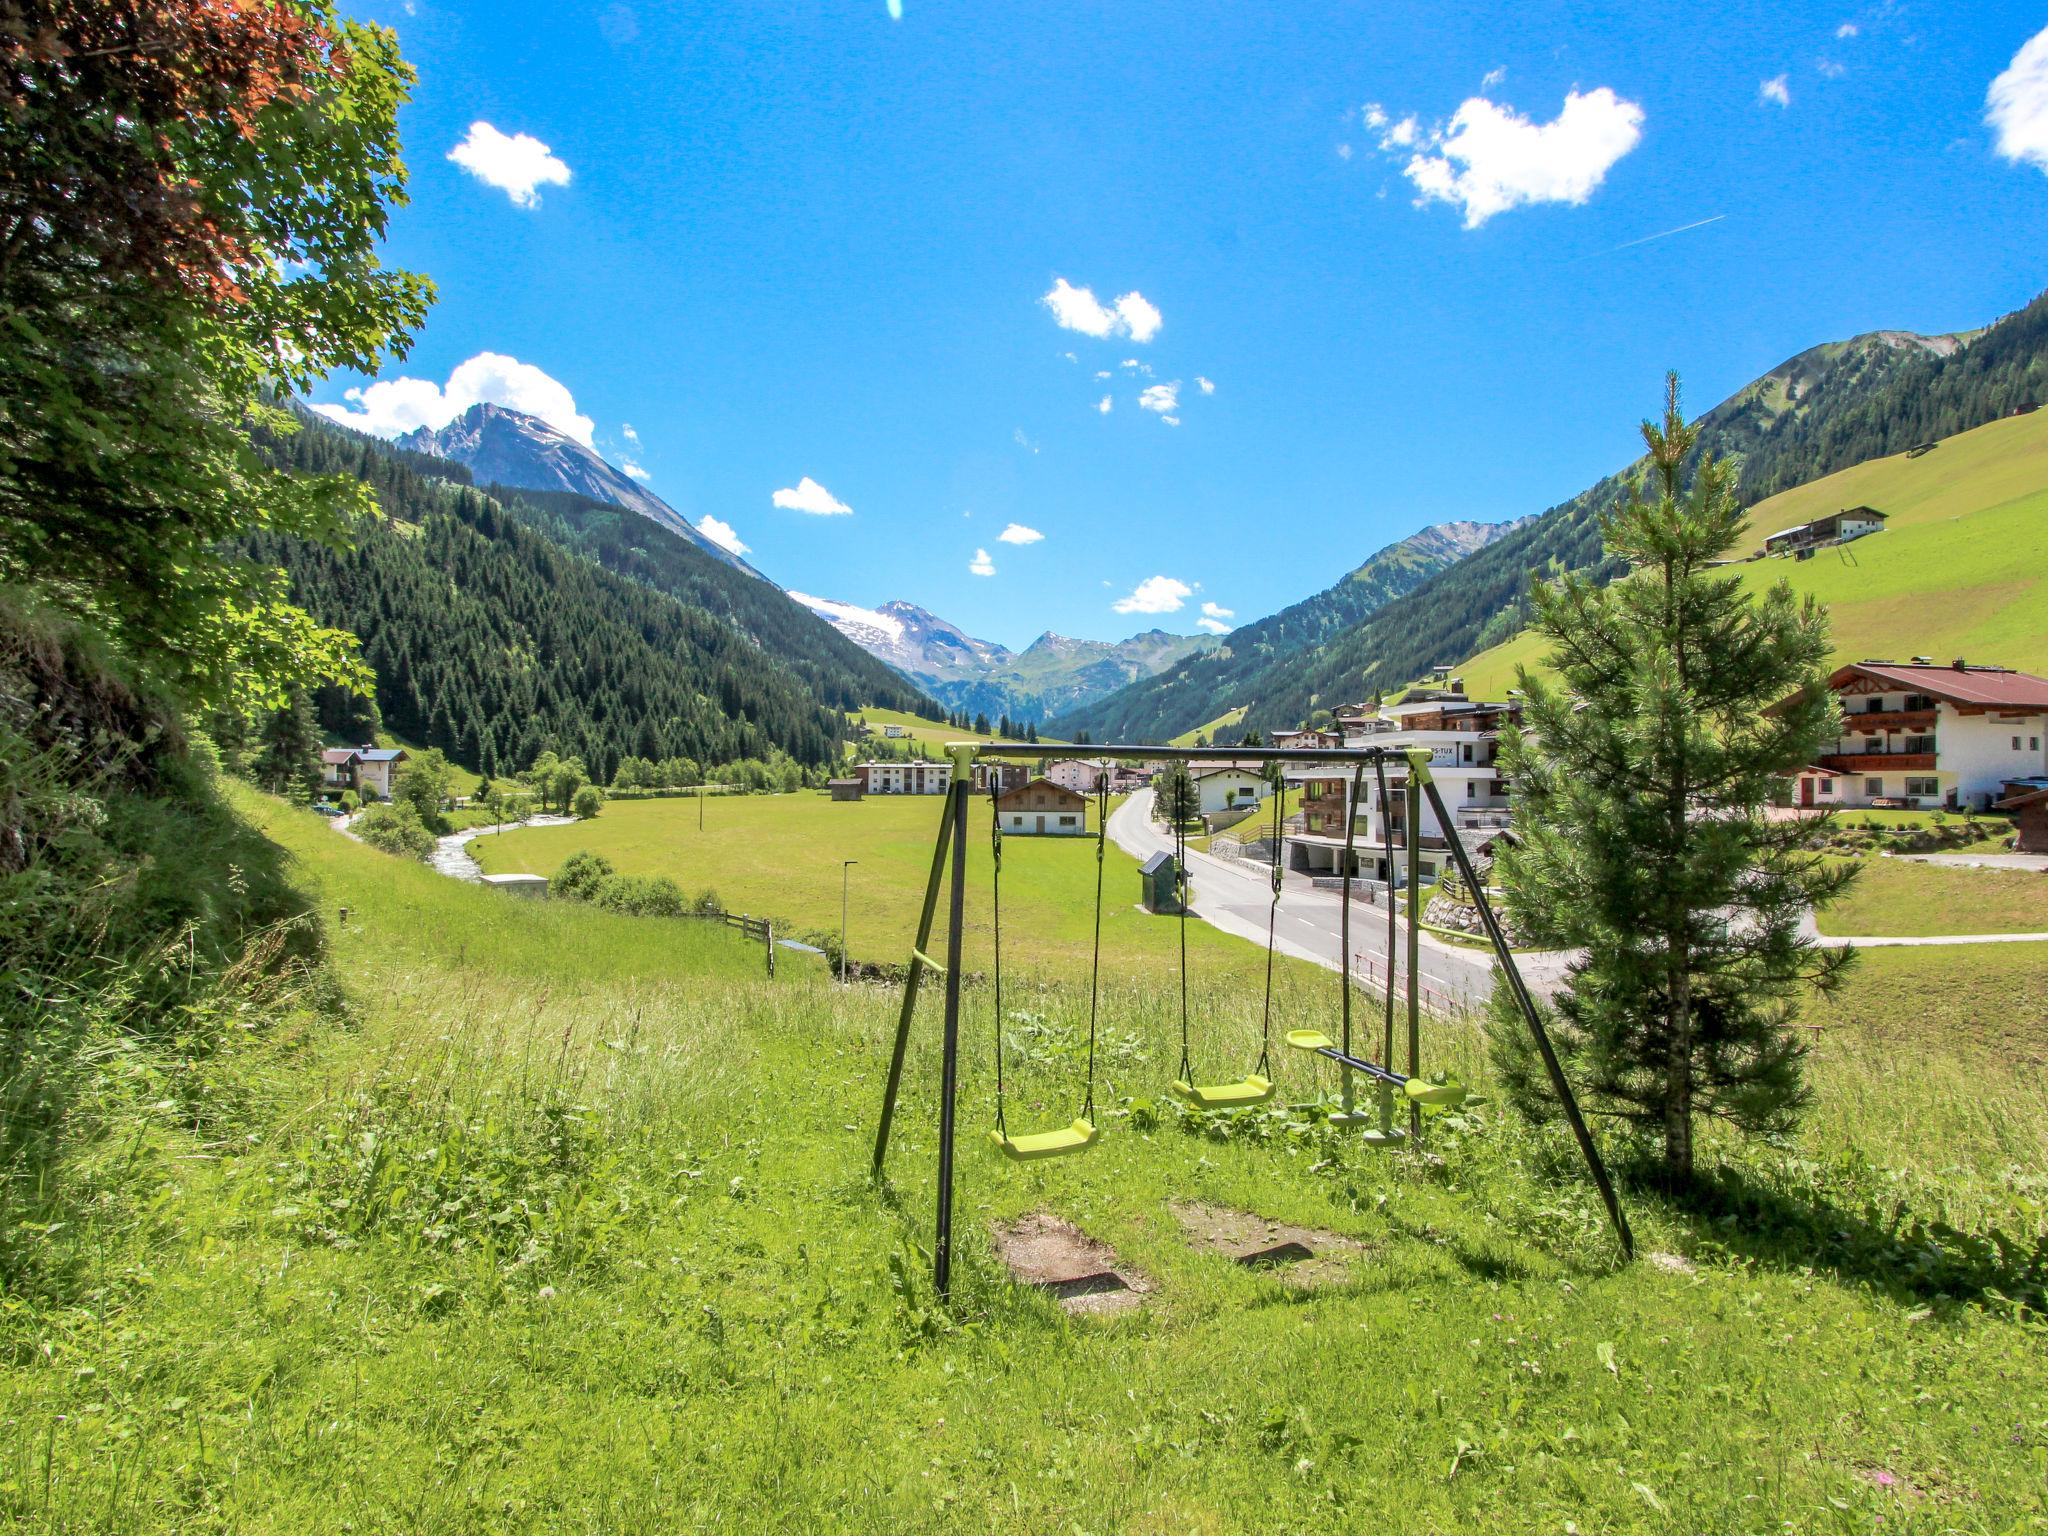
[
  {"x1": 1106, "y1": 790, "x2": 1573, "y2": 1010},
  {"x1": 1891, "y1": 851, "x2": 2048, "y2": 872}
]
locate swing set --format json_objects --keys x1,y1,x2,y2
[{"x1": 871, "y1": 742, "x2": 1634, "y2": 1297}]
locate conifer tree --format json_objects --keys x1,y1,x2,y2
[
  {"x1": 251, "y1": 691, "x2": 322, "y2": 799},
  {"x1": 1487, "y1": 376, "x2": 1855, "y2": 1185}
]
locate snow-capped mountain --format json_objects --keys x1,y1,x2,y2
[
  {"x1": 396, "y1": 403, "x2": 764, "y2": 579},
  {"x1": 789, "y1": 595, "x2": 1217, "y2": 723}
]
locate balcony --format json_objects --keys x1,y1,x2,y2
[
  {"x1": 1819, "y1": 752, "x2": 1936, "y2": 773},
  {"x1": 1840, "y1": 708, "x2": 1936, "y2": 731}
]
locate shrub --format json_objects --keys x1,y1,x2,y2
[
  {"x1": 694, "y1": 888, "x2": 723, "y2": 917},
  {"x1": 337, "y1": 789, "x2": 359, "y2": 813},
  {"x1": 572, "y1": 784, "x2": 603, "y2": 819},
  {"x1": 593, "y1": 873, "x2": 686, "y2": 917},
  {"x1": 354, "y1": 801, "x2": 436, "y2": 861},
  {"x1": 553, "y1": 850, "x2": 615, "y2": 903}
]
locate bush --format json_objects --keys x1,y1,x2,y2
[
  {"x1": 592, "y1": 873, "x2": 686, "y2": 917},
  {"x1": 553, "y1": 850, "x2": 615, "y2": 903},
  {"x1": 572, "y1": 784, "x2": 603, "y2": 819},
  {"x1": 354, "y1": 800, "x2": 437, "y2": 861},
  {"x1": 337, "y1": 789, "x2": 359, "y2": 813},
  {"x1": 694, "y1": 888, "x2": 723, "y2": 917}
]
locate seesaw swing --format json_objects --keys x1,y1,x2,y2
[
  {"x1": 1285, "y1": 756, "x2": 1467, "y2": 1142},
  {"x1": 985, "y1": 773, "x2": 1103, "y2": 1160},
  {"x1": 1168, "y1": 787, "x2": 1278, "y2": 1108}
]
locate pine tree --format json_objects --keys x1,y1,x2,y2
[
  {"x1": 252, "y1": 692, "x2": 323, "y2": 799},
  {"x1": 1486, "y1": 376, "x2": 1856, "y2": 1185},
  {"x1": 973, "y1": 712, "x2": 991, "y2": 735},
  {"x1": 1155, "y1": 761, "x2": 1198, "y2": 827}
]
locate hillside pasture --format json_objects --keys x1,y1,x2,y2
[
  {"x1": 1457, "y1": 409, "x2": 2048, "y2": 698},
  {"x1": 3, "y1": 792, "x2": 2043, "y2": 1530}
]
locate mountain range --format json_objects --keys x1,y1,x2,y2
[
  {"x1": 789, "y1": 595, "x2": 1219, "y2": 724},
  {"x1": 1052, "y1": 292, "x2": 2048, "y2": 742},
  {"x1": 396, "y1": 403, "x2": 766, "y2": 579}
]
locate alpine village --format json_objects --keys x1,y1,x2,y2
[{"x1": 5, "y1": 5, "x2": 2048, "y2": 1532}]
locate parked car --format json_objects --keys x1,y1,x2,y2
[{"x1": 312, "y1": 802, "x2": 345, "y2": 818}]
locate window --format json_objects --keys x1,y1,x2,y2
[
  {"x1": 1865, "y1": 778, "x2": 1883, "y2": 797},
  {"x1": 1817, "y1": 778, "x2": 1834, "y2": 796},
  {"x1": 2017, "y1": 737, "x2": 2024, "y2": 751},
  {"x1": 1059, "y1": 815, "x2": 1077, "y2": 827},
  {"x1": 1863, "y1": 738, "x2": 1882, "y2": 754},
  {"x1": 1905, "y1": 777, "x2": 1939, "y2": 799}
]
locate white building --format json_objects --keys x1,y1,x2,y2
[
  {"x1": 1043, "y1": 758, "x2": 1108, "y2": 795},
  {"x1": 855, "y1": 759, "x2": 952, "y2": 795},
  {"x1": 1284, "y1": 688, "x2": 1518, "y2": 886},
  {"x1": 994, "y1": 778, "x2": 1089, "y2": 835},
  {"x1": 1763, "y1": 505, "x2": 1887, "y2": 556},
  {"x1": 1187, "y1": 760, "x2": 1273, "y2": 817},
  {"x1": 1786, "y1": 660, "x2": 2048, "y2": 810}
]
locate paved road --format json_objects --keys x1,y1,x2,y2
[
  {"x1": 1106, "y1": 790, "x2": 1573, "y2": 1010},
  {"x1": 1893, "y1": 851, "x2": 2048, "y2": 872}
]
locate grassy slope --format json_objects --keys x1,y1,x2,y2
[
  {"x1": 848, "y1": 707, "x2": 1058, "y2": 759},
  {"x1": 473, "y1": 791, "x2": 1315, "y2": 987},
  {"x1": 1457, "y1": 410, "x2": 2048, "y2": 698},
  {"x1": 5, "y1": 789, "x2": 2045, "y2": 1531},
  {"x1": 1817, "y1": 856, "x2": 2048, "y2": 937},
  {"x1": 1169, "y1": 706, "x2": 1247, "y2": 747}
]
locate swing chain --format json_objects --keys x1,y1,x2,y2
[{"x1": 988, "y1": 780, "x2": 1006, "y2": 1136}]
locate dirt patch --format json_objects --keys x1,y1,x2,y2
[
  {"x1": 1170, "y1": 1202, "x2": 1366, "y2": 1288},
  {"x1": 991, "y1": 1213, "x2": 1153, "y2": 1315}
]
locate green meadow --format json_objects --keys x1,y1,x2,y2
[
  {"x1": 1816, "y1": 856, "x2": 2048, "y2": 938},
  {"x1": 848, "y1": 707, "x2": 1054, "y2": 759},
  {"x1": 1458, "y1": 409, "x2": 2048, "y2": 699},
  {"x1": 4, "y1": 788, "x2": 2044, "y2": 1531}
]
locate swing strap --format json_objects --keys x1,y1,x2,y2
[
  {"x1": 988, "y1": 779, "x2": 1007, "y2": 1136},
  {"x1": 1174, "y1": 796, "x2": 1192, "y2": 1086},
  {"x1": 1256, "y1": 775, "x2": 1283, "y2": 1079},
  {"x1": 1082, "y1": 770, "x2": 1107, "y2": 1121}
]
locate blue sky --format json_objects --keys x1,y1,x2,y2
[{"x1": 313, "y1": 2, "x2": 2048, "y2": 651}]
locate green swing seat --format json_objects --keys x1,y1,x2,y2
[
  {"x1": 989, "y1": 1118, "x2": 1098, "y2": 1161},
  {"x1": 1170, "y1": 1074, "x2": 1274, "y2": 1109}
]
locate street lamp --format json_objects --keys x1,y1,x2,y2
[{"x1": 841, "y1": 860, "x2": 859, "y2": 984}]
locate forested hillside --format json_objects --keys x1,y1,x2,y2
[
  {"x1": 251, "y1": 414, "x2": 918, "y2": 780},
  {"x1": 1060, "y1": 289, "x2": 2048, "y2": 740},
  {"x1": 482, "y1": 483, "x2": 932, "y2": 716}
]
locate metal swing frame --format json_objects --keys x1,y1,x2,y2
[{"x1": 870, "y1": 741, "x2": 1635, "y2": 1298}]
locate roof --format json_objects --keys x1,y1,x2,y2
[
  {"x1": 1829, "y1": 661, "x2": 2048, "y2": 710},
  {"x1": 1996, "y1": 786, "x2": 2048, "y2": 811},
  {"x1": 995, "y1": 777, "x2": 1085, "y2": 806},
  {"x1": 321, "y1": 748, "x2": 359, "y2": 765},
  {"x1": 1139, "y1": 850, "x2": 1177, "y2": 875},
  {"x1": 356, "y1": 748, "x2": 406, "y2": 763},
  {"x1": 826, "y1": 777, "x2": 862, "y2": 786}
]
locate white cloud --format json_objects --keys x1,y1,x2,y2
[
  {"x1": 1096, "y1": 395, "x2": 1113, "y2": 414},
  {"x1": 1195, "y1": 376, "x2": 1215, "y2": 395},
  {"x1": 698, "y1": 516, "x2": 748, "y2": 556},
  {"x1": 790, "y1": 592, "x2": 903, "y2": 642},
  {"x1": 447, "y1": 121, "x2": 571, "y2": 209},
  {"x1": 1836, "y1": 21, "x2": 1859, "y2": 38},
  {"x1": 1042, "y1": 278, "x2": 1163, "y2": 343},
  {"x1": 1988, "y1": 26, "x2": 2048, "y2": 173},
  {"x1": 1013, "y1": 427, "x2": 1040, "y2": 454},
  {"x1": 1139, "y1": 381, "x2": 1180, "y2": 414},
  {"x1": 1337, "y1": 142, "x2": 1353, "y2": 160},
  {"x1": 1816, "y1": 56, "x2": 1846, "y2": 79},
  {"x1": 1760, "y1": 74, "x2": 1792, "y2": 108},
  {"x1": 997, "y1": 523, "x2": 1044, "y2": 545},
  {"x1": 1093, "y1": 369, "x2": 1111, "y2": 379},
  {"x1": 308, "y1": 350, "x2": 596, "y2": 446},
  {"x1": 621, "y1": 460, "x2": 652, "y2": 481},
  {"x1": 1379, "y1": 113, "x2": 1423, "y2": 149},
  {"x1": 1365, "y1": 103, "x2": 1389, "y2": 130},
  {"x1": 969, "y1": 547, "x2": 996, "y2": 576},
  {"x1": 1114, "y1": 291, "x2": 1163, "y2": 343},
  {"x1": 1161, "y1": 414, "x2": 1181, "y2": 427},
  {"x1": 772, "y1": 476, "x2": 852, "y2": 515},
  {"x1": 622, "y1": 423, "x2": 640, "y2": 444},
  {"x1": 1201, "y1": 601, "x2": 1233, "y2": 619},
  {"x1": 1482, "y1": 66, "x2": 1507, "y2": 90},
  {"x1": 1113, "y1": 576, "x2": 1192, "y2": 614},
  {"x1": 1196, "y1": 617, "x2": 1230, "y2": 635},
  {"x1": 1062, "y1": 350, "x2": 1077, "y2": 362},
  {"x1": 1400, "y1": 87, "x2": 1645, "y2": 228}
]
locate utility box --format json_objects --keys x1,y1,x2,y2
[
  {"x1": 480, "y1": 872, "x2": 549, "y2": 899},
  {"x1": 1139, "y1": 850, "x2": 1182, "y2": 914}
]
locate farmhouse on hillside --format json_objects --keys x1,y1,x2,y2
[
  {"x1": 1762, "y1": 505, "x2": 1887, "y2": 556},
  {"x1": 1043, "y1": 758, "x2": 1108, "y2": 795},
  {"x1": 321, "y1": 745, "x2": 407, "y2": 801},
  {"x1": 995, "y1": 778, "x2": 1089, "y2": 835},
  {"x1": 1783, "y1": 659, "x2": 2048, "y2": 810}
]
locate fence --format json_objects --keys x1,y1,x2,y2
[
  {"x1": 1345, "y1": 948, "x2": 1468, "y2": 1019},
  {"x1": 689, "y1": 909, "x2": 777, "y2": 976}
]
